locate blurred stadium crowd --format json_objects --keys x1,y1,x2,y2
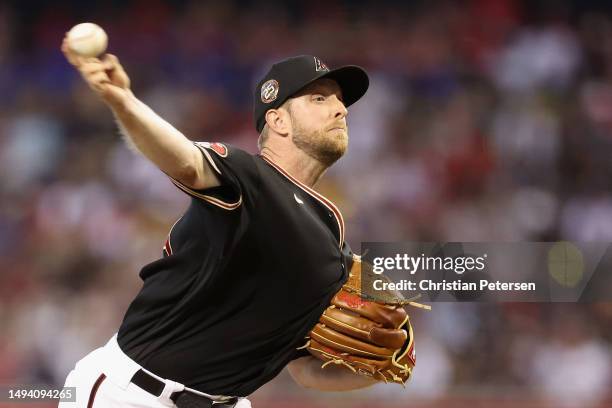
[{"x1": 1, "y1": 0, "x2": 612, "y2": 407}]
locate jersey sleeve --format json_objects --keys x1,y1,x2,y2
[{"x1": 169, "y1": 142, "x2": 260, "y2": 210}]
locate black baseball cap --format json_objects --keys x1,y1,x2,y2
[{"x1": 253, "y1": 55, "x2": 369, "y2": 132}]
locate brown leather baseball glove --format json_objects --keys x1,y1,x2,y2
[{"x1": 300, "y1": 255, "x2": 429, "y2": 385}]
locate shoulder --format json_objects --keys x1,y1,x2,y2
[
  {"x1": 194, "y1": 142, "x2": 258, "y2": 176},
  {"x1": 194, "y1": 142, "x2": 252, "y2": 160},
  {"x1": 191, "y1": 142, "x2": 262, "y2": 206}
]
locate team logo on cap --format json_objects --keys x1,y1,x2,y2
[
  {"x1": 314, "y1": 57, "x2": 329, "y2": 72},
  {"x1": 261, "y1": 79, "x2": 279, "y2": 103}
]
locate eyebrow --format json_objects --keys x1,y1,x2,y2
[{"x1": 305, "y1": 85, "x2": 344, "y2": 101}]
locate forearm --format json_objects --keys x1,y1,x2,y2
[
  {"x1": 288, "y1": 357, "x2": 378, "y2": 392},
  {"x1": 110, "y1": 91, "x2": 203, "y2": 184},
  {"x1": 61, "y1": 39, "x2": 219, "y2": 189}
]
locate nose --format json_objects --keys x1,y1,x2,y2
[{"x1": 333, "y1": 96, "x2": 348, "y2": 119}]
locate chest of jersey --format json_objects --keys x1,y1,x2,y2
[
  {"x1": 246, "y1": 158, "x2": 347, "y2": 306},
  {"x1": 117, "y1": 148, "x2": 352, "y2": 396}
]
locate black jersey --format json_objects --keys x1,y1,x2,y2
[{"x1": 117, "y1": 142, "x2": 352, "y2": 396}]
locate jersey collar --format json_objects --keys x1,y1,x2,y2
[{"x1": 259, "y1": 154, "x2": 345, "y2": 247}]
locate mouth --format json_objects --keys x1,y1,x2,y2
[{"x1": 328, "y1": 120, "x2": 347, "y2": 132}]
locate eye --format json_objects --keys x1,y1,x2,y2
[{"x1": 313, "y1": 95, "x2": 325, "y2": 102}]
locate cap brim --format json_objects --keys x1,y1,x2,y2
[{"x1": 320, "y1": 65, "x2": 369, "y2": 107}]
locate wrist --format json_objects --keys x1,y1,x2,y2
[{"x1": 106, "y1": 89, "x2": 135, "y2": 114}]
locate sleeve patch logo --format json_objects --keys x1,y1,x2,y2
[
  {"x1": 209, "y1": 142, "x2": 228, "y2": 157},
  {"x1": 197, "y1": 141, "x2": 228, "y2": 157}
]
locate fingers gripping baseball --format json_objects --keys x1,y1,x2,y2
[
  {"x1": 102, "y1": 54, "x2": 130, "y2": 90},
  {"x1": 61, "y1": 36, "x2": 131, "y2": 104}
]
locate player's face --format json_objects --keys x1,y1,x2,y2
[{"x1": 288, "y1": 79, "x2": 348, "y2": 166}]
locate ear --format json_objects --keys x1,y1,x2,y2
[{"x1": 265, "y1": 108, "x2": 291, "y2": 137}]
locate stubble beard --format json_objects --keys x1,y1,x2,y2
[{"x1": 291, "y1": 120, "x2": 348, "y2": 167}]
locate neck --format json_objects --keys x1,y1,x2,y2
[{"x1": 260, "y1": 146, "x2": 328, "y2": 187}]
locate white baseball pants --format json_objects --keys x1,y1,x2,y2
[{"x1": 58, "y1": 334, "x2": 251, "y2": 408}]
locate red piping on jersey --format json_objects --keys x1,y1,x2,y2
[
  {"x1": 169, "y1": 178, "x2": 242, "y2": 210},
  {"x1": 162, "y1": 216, "x2": 182, "y2": 256},
  {"x1": 259, "y1": 155, "x2": 345, "y2": 247}
]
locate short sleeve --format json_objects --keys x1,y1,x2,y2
[{"x1": 169, "y1": 142, "x2": 260, "y2": 210}]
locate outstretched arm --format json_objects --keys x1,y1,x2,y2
[
  {"x1": 287, "y1": 356, "x2": 378, "y2": 391},
  {"x1": 61, "y1": 36, "x2": 219, "y2": 190}
]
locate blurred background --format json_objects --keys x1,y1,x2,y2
[{"x1": 1, "y1": 0, "x2": 612, "y2": 407}]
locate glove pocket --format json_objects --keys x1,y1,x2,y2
[
  {"x1": 321, "y1": 308, "x2": 407, "y2": 349},
  {"x1": 310, "y1": 323, "x2": 396, "y2": 358},
  {"x1": 332, "y1": 291, "x2": 408, "y2": 328}
]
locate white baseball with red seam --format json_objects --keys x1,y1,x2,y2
[{"x1": 66, "y1": 23, "x2": 108, "y2": 57}]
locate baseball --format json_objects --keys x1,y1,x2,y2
[{"x1": 66, "y1": 23, "x2": 108, "y2": 58}]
